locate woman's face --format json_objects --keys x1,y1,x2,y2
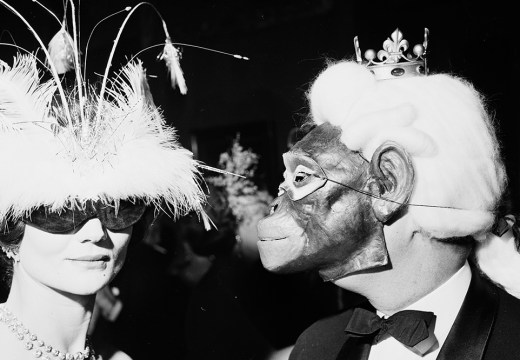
[{"x1": 17, "y1": 219, "x2": 132, "y2": 296}]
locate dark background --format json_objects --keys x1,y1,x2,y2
[{"x1": 1, "y1": 0, "x2": 518, "y2": 209}]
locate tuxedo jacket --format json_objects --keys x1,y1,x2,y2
[{"x1": 289, "y1": 269, "x2": 520, "y2": 360}]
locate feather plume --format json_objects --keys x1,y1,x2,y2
[
  {"x1": 158, "y1": 37, "x2": 187, "y2": 95},
  {"x1": 0, "y1": 55, "x2": 56, "y2": 132},
  {"x1": 47, "y1": 26, "x2": 75, "y2": 74}
]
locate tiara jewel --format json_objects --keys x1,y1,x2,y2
[{"x1": 354, "y1": 28, "x2": 429, "y2": 80}]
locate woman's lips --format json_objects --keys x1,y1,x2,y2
[
  {"x1": 66, "y1": 255, "x2": 110, "y2": 269},
  {"x1": 68, "y1": 255, "x2": 110, "y2": 261}
]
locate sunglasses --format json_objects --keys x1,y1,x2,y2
[{"x1": 22, "y1": 199, "x2": 148, "y2": 234}]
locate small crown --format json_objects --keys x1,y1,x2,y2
[{"x1": 354, "y1": 28, "x2": 429, "y2": 80}]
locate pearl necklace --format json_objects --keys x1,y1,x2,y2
[{"x1": 0, "y1": 304, "x2": 96, "y2": 360}]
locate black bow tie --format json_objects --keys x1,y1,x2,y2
[{"x1": 344, "y1": 308, "x2": 436, "y2": 348}]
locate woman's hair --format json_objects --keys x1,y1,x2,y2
[
  {"x1": 0, "y1": 221, "x2": 25, "y2": 289},
  {"x1": 308, "y1": 61, "x2": 507, "y2": 240}
]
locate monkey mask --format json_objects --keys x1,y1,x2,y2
[{"x1": 257, "y1": 122, "x2": 414, "y2": 281}]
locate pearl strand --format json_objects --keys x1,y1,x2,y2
[{"x1": 0, "y1": 304, "x2": 95, "y2": 360}]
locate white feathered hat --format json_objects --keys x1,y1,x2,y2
[{"x1": 0, "y1": 1, "x2": 206, "y2": 224}]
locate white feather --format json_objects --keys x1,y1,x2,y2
[
  {"x1": 158, "y1": 37, "x2": 187, "y2": 95},
  {"x1": 0, "y1": 55, "x2": 56, "y2": 131}
]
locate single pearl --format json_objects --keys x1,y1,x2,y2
[
  {"x1": 364, "y1": 49, "x2": 376, "y2": 61},
  {"x1": 413, "y1": 44, "x2": 424, "y2": 56}
]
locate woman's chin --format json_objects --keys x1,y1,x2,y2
[{"x1": 52, "y1": 271, "x2": 116, "y2": 297}]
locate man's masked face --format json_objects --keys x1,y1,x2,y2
[{"x1": 257, "y1": 123, "x2": 388, "y2": 281}]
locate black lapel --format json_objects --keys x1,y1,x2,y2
[
  {"x1": 436, "y1": 268, "x2": 498, "y2": 360},
  {"x1": 336, "y1": 305, "x2": 374, "y2": 360},
  {"x1": 336, "y1": 335, "x2": 372, "y2": 360}
]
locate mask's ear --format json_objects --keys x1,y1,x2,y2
[{"x1": 368, "y1": 141, "x2": 414, "y2": 223}]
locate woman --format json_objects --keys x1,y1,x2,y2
[
  {"x1": 0, "y1": 212, "x2": 136, "y2": 359},
  {"x1": 0, "y1": 2, "x2": 206, "y2": 359}
]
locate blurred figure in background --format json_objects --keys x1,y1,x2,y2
[{"x1": 184, "y1": 136, "x2": 349, "y2": 360}]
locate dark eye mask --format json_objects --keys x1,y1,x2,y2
[{"x1": 23, "y1": 199, "x2": 147, "y2": 233}]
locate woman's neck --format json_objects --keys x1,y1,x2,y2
[{"x1": 3, "y1": 266, "x2": 95, "y2": 355}]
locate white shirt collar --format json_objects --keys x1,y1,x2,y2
[
  {"x1": 370, "y1": 261, "x2": 472, "y2": 359},
  {"x1": 402, "y1": 260, "x2": 471, "y2": 347}
]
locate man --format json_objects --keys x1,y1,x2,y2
[{"x1": 257, "y1": 28, "x2": 520, "y2": 359}]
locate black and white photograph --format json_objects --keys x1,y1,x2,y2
[{"x1": 0, "y1": 1, "x2": 518, "y2": 359}]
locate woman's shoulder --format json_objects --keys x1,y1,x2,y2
[
  {"x1": 0, "y1": 303, "x2": 21, "y2": 358},
  {"x1": 0, "y1": 321, "x2": 25, "y2": 359}
]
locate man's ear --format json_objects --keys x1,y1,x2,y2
[{"x1": 368, "y1": 141, "x2": 414, "y2": 223}]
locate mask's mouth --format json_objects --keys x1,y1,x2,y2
[
  {"x1": 259, "y1": 236, "x2": 288, "y2": 242},
  {"x1": 257, "y1": 233, "x2": 307, "y2": 273},
  {"x1": 257, "y1": 214, "x2": 308, "y2": 244}
]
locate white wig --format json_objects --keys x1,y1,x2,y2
[
  {"x1": 308, "y1": 60, "x2": 506, "y2": 240},
  {"x1": 477, "y1": 227, "x2": 520, "y2": 298}
]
